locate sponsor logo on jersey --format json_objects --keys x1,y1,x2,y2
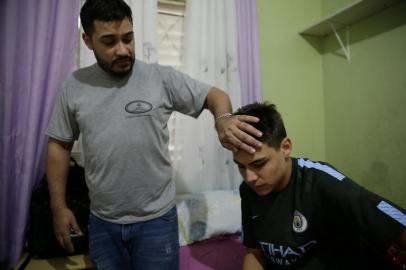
[
  {"x1": 292, "y1": 210, "x2": 308, "y2": 233},
  {"x1": 259, "y1": 240, "x2": 317, "y2": 267}
]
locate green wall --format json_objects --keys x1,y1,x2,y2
[
  {"x1": 323, "y1": 2, "x2": 406, "y2": 208},
  {"x1": 257, "y1": 0, "x2": 325, "y2": 160},
  {"x1": 322, "y1": 0, "x2": 354, "y2": 17},
  {"x1": 257, "y1": 0, "x2": 406, "y2": 208}
]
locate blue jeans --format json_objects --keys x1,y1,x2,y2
[{"x1": 88, "y1": 207, "x2": 179, "y2": 270}]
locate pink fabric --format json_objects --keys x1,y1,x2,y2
[{"x1": 180, "y1": 234, "x2": 246, "y2": 270}]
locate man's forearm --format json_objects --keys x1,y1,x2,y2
[
  {"x1": 46, "y1": 138, "x2": 73, "y2": 212},
  {"x1": 205, "y1": 87, "x2": 233, "y2": 118}
]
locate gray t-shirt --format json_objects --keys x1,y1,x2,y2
[{"x1": 47, "y1": 60, "x2": 211, "y2": 223}]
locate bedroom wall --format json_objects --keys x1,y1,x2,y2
[
  {"x1": 322, "y1": 1, "x2": 406, "y2": 208},
  {"x1": 257, "y1": 0, "x2": 406, "y2": 208},
  {"x1": 256, "y1": 0, "x2": 325, "y2": 161},
  {"x1": 321, "y1": 0, "x2": 354, "y2": 16}
]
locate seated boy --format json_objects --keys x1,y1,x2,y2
[{"x1": 232, "y1": 102, "x2": 406, "y2": 269}]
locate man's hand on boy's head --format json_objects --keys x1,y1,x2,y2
[{"x1": 215, "y1": 114, "x2": 263, "y2": 153}]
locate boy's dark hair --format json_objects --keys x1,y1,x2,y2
[
  {"x1": 234, "y1": 102, "x2": 287, "y2": 149},
  {"x1": 80, "y1": 0, "x2": 133, "y2": 36}
]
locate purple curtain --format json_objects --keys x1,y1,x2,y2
[
  {"x1": 0, "y1": 0, "x2": 80, "y2": 267},
  {"x1": 235, "y1": 0, "x2": 262, "y2": 105}
]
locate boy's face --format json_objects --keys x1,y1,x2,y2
[
  {"x1": 83, "y1": 17, "x2": 135, "y2": 76},
  {"x1": 233, "y1": 138, "x2": 292, "y2": 196}
]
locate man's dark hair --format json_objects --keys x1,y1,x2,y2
[
  {"x1": 80, "y1": 0, "x2": 133, "y2": 36},
  {"x1": 234, "y1": 102, "x2": 287, "y2": 149}
]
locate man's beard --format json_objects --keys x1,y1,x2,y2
[{"x1": 95, "y1": 54, "x2": 135, "y2": 77}]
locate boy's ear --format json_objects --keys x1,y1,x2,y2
[
  {"x1": 281, "y1": 137, "x2": 292, "y2": 157},
  {"x1": 82, "y1": 33, "x2": 93, "y2": 50}
]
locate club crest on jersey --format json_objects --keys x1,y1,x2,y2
[{"x1": 292, "y1": 210, "x2": 308, "y2": 233}]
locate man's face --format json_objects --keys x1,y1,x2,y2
[
  {"x1": 233, "y1": 138, "x2": 292, "y2": 196},
  {"x1": 83, "y1": 18, "x2": 135, "y2": 76}
]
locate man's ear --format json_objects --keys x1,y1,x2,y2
[
  {"x1": 281, "y1": 137, "x2": 292, "y2": 158},
  {"x1": 82, "y1": 33, "x2": 93, "y2": 50}
]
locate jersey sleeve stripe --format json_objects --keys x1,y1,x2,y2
[
  {"x1": 377, "y1": 201, "x2": 406, "y2": 226},
  {"x1": 298, "y1": 158, "x2": 345, "y2": 181}
]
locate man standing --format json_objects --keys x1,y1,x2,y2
[{"x1": 46, "y1": 0, "x2": 262, "y2": 269}]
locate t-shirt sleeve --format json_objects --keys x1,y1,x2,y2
[
  {"x1": 316, "y1": 166, "x2": 406, "y2": 252},
  {"x1": 46, "y1": 82, "x2": 80, "y2": 142},
  {"x1": 240, "y1": 183, "x2": 261, "y2": 249},
  {"x1": 160, "y1": 66, "x2": 211, "y2": 118}
]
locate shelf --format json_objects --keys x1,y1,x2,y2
[{"x1": 299, "y1": 0, "x2": 403, "y2": 37}]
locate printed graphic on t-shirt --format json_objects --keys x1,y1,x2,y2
[
  {"x1": 125, "y1": 100, "x2": 152, "y2": 114},
  {"x1": 259, "y1": 240, "x2": 317, "y2": 267}
]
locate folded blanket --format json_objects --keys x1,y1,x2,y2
[{"x1": 176, "y1": 189, "x2": 241, "y2": 246}]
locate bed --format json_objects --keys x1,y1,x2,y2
[{"x1": 176, "y1": 190, "x2": 246, "y2": 270}]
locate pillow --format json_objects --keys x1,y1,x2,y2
[{"x1": 176, "y1": 189, "x2": 241, "y2": 246}]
